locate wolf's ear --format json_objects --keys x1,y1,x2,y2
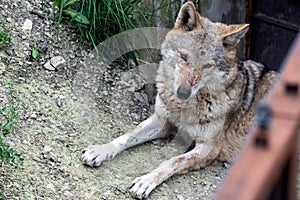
[
  {"x1": 181, "y1": 0, "x2": 199, "y2": 12},
  {"x1": 222, "y1": 24, "x2": 249, "y2": 46},
  {"x1": 175, "y1": 2, "x2": 201, "y2": 32}
]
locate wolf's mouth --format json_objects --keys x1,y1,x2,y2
[{"x1": 191, "y1": 79, "x2": 206, "y2": 96}]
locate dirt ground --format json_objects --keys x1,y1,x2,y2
[{"x1": 0, "y1": 0, "x2": 229, "y2": 199}]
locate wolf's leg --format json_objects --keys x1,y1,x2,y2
[
  {"x1": 129, "y1": 142, "x2": 220, "y2": 199},
  {"x1": 81, "y1": 114, "x2": 171, "y2": 167}
]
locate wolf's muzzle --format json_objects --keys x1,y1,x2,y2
[{"x1": 176, "y1": 85, "x2": 191, "y2": 100}]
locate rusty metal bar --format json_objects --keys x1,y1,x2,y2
[
  {"x1": 214, "y1": 33, "x2": 300, "y2": 200},
  {"x1": 253, "y1": 13, "x2": 299, "y2": 32}
]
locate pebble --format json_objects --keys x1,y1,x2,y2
[
  {"x1": 43, "y1": 61, "x2": 56, "y2": 71},
  {"x1": 46, "y1": 183, "x2": 56, "y2": 193},
  {"x1": 30, "y1": 112, "x2": 37, "y2": 119},
  {"x1": 13, "y1": 182, "x2": 20, "y2": 189},
  {"x1": 177, "y1": 195, "x2": 185, "y2": 200},
  {"x1": 22, "y1": 19, "x2": 33, "y2": 33},
  {"x1": 43, "y1": 145, "x2": 52, "y2": 153},
  {"x1": 224, "y1": 162, "x2": 231, "y2": 168},
  {"x1": 15, "y1": 51, "x2": 26, "y2": 58},
  {"x1": 134, "y1": 92, "x2": 148, "y2": 105},
  {"x1": 56, "y1": 96, "x2": 62, "y2": 107},
  {"x1": 50, "y1": 56, "x2": 66, "y2": 69},
  {"x1": 24, "y1": 1, "x2": 31, "y2": 10},
  {"x1": 43, "y1": 56, "x2": 66, "y2": 71},
  {"x1": 7, "y1": 17, "x2": 13, "y2": 23},
  {"x1": 120, "y1": 71, "x2": 133, "y2": 85},
  {"x1": 0, "y1": 62, "x2": 6, "y2": 74},
  {"x1": 89, "y1": 53, "x2": 95, "y2": 59},
  {"x1": 53, "y1": 135, "x2": 67, "y2": 142},
  {"x1": 44, "y1": 32, "x2": 52, "y2": 38}
]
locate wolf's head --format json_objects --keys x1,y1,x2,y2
[{"x1": 161, "y1": 2, "x2": 249, "y2": 100}]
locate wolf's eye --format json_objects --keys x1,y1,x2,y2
[
  {"x1": 180, "y1": 53, "x2": 188, "y2": 62},
  {"x1": 202, "y1": 60, "x2": 216, "y2": 69}
]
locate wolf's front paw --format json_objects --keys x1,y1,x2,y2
[
  {"x1": 81, "y1": 143, "x2": 118, "y2": 167},
  {"x1": 129, "y1": 173, "x2": 159, "y2": 199}
]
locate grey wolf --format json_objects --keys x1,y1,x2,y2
[{"x1": 81, "y1": 1, "x2": 277, "y2": 199}]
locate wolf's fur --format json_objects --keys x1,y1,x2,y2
[{"x1": 81, "y1": 1, "x2": 277, "y2": 199}]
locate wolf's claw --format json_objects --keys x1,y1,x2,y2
[
  {"x1": 81, "y1": 143, "x2": 118, "y2": 167},
  {"x1": 130, "y1": 173, "x2": 158, "y2": 199}
]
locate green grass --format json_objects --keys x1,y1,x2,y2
[
  {"x1": 53, "y1": 0, "x2": 146, "y2": 47},
  {"x1": 0, "y1": 23, "x2": 22, "y2": 163},
  {"x1": 53, "y1": 0, "x2": 179, "y2": 47},
  {"x1": 31, "y1": 42, "x2": 40, "y2": 60},
  {"x1": 0, "y1": 23, "x2": 11, "y2": 49},
  {"x1": 0, "y1": 80, "x2": 23, "y2": 163}
]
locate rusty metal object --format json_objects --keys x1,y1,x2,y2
[
  {"x1": 214, "y1": 33, "x2": 300, "y2": 200},
  {"x1": 254, "y1": 103, "x2": 273, "y2": 148},
  {"x1": 247, "y1": 0, "x2": 300, "y2": 71}
]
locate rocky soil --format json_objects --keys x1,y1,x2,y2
[{"x1": 0, "y1": 0, "x2": 228, "y2": 199}]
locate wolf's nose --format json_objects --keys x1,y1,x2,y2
[{"x1": 176, "y1": 85, "x2": 191, "y2": 100}]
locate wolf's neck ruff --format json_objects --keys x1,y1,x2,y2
[{"x1": 234, "y1": 61, "x2": 265, "y2": 118}]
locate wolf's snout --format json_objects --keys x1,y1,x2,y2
[{"x1": 176, "y1": 85, "x2": 191, "y2": 100}]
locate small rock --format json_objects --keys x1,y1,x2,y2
[
  {"x1": 134, "y1": 92, "x2": 148, "y2": 105},
  {"x1": 177, "y1": 195, "x2": 185, "y2": 200},
  {"x1": 22, "y1": 19, "x2": 33, "y2": 33},
  {"x1": 24, "y1": 1, "x2": 31, "y2": 10},
  {"x1": 120, "y1": 71, "x2": 133, "y2": 83},
  {"x1": 62, "y1": 183, "x2": 70, "y2": 191},
  {"x1": 44, "y1": 32, "x2": 52, "y2": 38},
  {"x1": 40, "y1": 45, "x2": 48, "y2": 53},
  {"x1": 63, "y1": 191, "x2": 72, "y2": 198},
  {"x1": 15, "y1": 51, "x2": 26, "y2": 58},
  {"x1": 30, "y1": 9, "x2": 46, "y2": 19},
  {"x1": 43, "y1": 145, "x2": 52, "y2": 153},
  {"x1": 23, "y1": 140, "x2": 29, "y2": 145},
  {"x1": 127, "y1": 58, "x2": 136, "y2": 67},
  {"x1": 43, "y1": 61, "x2": 56, "y2": 71},
  {"x1": 56, "y1": 96, "x2": 62, "y2": 107},
  {"x1": 30, "y1": 112, "x2": 37, "y2": 119},
  {"x1": 223, "y1": 162, "x2": 231, "y2": 168},
  {"x1": 18, "y1": 77, "x2": 25, "y2": 82},
  {"x1": 46, "y1": 183, "x2": 56, "y2": 193},
  {"x1": 53, "y1": 135, "x2": 67, "y2": 142},
  {"x1": 89, "y1": 53, "x2": 95, "y2": 59},
  {"x1": 0, "y1": 62, "x2": 6, "y2": 74},
  {"x1": 7, "y1": 17, "x2": 13, "y2": 23},
  {"x1": 50, "y1": 56, "x2": 66, "y2": 69},
  {"x1": 13, "y1": 182, "x2": 20, "y2": 189}
]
